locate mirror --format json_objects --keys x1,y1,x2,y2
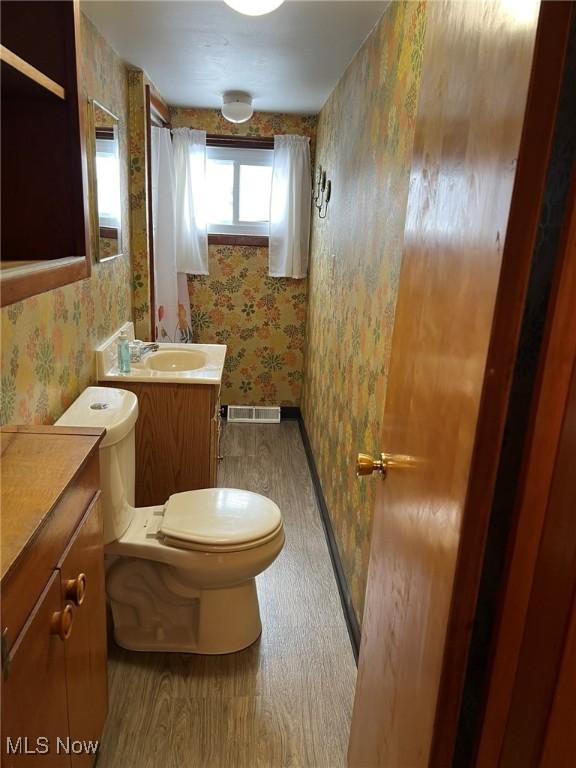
[{"x1": 90, "y1": 100, "x2": 122, "y2": 261}]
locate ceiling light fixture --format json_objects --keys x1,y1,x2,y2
[
  {"x1": 223, "y1": 0, "x2": 286, "y2": 16},
  {"x1": 221, "y1": 91, "x2": 254, "y2": 123}
]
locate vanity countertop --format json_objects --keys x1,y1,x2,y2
[
  {"x1": 95, "y1": 322, "x2": 227, "y2": 386},
  {"x1": 0, "y1": 426, "x2": 104, "y2": 582},
  {"x1": 98, "y1": 343, "x2": 227, "y2": 386}
]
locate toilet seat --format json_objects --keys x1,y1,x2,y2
[{"x1": 160, "y1": 488, "x2": 283, "y2": 553}]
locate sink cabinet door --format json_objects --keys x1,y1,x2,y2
[
  {"x1": 1, "y1": 572, "x2": 72, "y2": 768},
  {"x1": 210, "y1": 395, "x2": 222, "y2": 486},
  {"x1": 99, "y1": 381, "x2": 218, "y2": 505},
  {"x1": 57, "y1": 495, "x2": 107, "y2": 768}
]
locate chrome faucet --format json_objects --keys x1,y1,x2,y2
[
  {"x1": 140, "y1": 343, "x2": 159, "y2": 356},
  {"x1": 129, "y1": 341, "x2": 159, "y2": 362}
]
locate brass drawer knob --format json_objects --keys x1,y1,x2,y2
[
  {"x1": 50, "y1": 603, "x2": 74, "y2": 641},
  {"x1": 64, "y1": 573, "x2": 87, "y2": 606}
]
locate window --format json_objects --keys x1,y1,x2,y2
[{"x1": 206, "y1": 146, "x2": 273, "y2": 237}]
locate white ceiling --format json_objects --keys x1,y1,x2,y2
[{"x1": 81, "y1": 1, "x2": 388, "y2": 114}]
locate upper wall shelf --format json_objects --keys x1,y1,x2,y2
[
  {"x1": 0, "y1": 44, "x2": 65, "y2": 100},
  {"x1": 0, "y1": 0, "x2": 90, "y2": 306}
]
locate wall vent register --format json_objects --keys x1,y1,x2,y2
[{"x1": 227, "y1": 406, "x2": 281, "y2": 423}]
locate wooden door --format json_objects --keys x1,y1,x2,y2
[
  {"x1": 1, "y1": 572, "x2": 71, "y2": 767},
  {"x1": 58, "y1": 495, "x2": 107, "y2": 768},
  {"x1": 540, "y1": 588, "x2": 576, "y2": 767},
  {"x1": 474, "y1": 176, "x2": 576, "y2": 767},
  {"x1": 348, "y1": 1, "x2": 554, "y2": 765}
]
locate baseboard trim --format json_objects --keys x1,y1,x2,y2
[
  {"x1": 280, "y1": 406, "x2": 300, "y2": 420},
  {"x1": 297, "y1": 415, "x2": 361, "y2": 663}
]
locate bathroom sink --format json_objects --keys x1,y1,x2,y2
[
  {"x1": 144, "y1": 350, "x2": 207, "y2": 372},
  {"x1": 95, "y1": 322, "x2": 227, "y2": 386}
]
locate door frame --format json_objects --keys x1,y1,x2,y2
[
  {"x1": 474, "y1": 167, "x2": 576, "y2": 766},
  {"x1": 429, "y1": 3, "x2": 574, "y2": 765}
]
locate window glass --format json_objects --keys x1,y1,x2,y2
[
  {"x1": 207, "y1": 159, "x2": 234, "y2": 225},
  {"x1": 239, "y1": 164, "x2": 273, "y2": 223},
  {"x1": 206, "y1": 145, "x2": 273, "y2": 236}
]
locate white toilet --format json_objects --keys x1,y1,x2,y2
[{"x1": 56, "y1": 386, "x2": 284, "y2": 654}]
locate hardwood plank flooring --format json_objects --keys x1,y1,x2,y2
[{"x1": 98, "y1": 421, "x2": 357, "y2": 768}]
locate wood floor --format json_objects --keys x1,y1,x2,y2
[{"x1": 97, "y1": 421, "x2": 357, "y2": 768}]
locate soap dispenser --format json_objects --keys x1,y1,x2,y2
[{"x1": 117, "y1": 329, "x2": 131, "y2": 374}]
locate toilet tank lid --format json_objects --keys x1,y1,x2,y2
[{"x1": 55, "y1": 387, "x2": 138, "y2": 447}]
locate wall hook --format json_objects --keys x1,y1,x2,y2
[
  {"x1": 313, "y1": 164, "x2": 324, "y2": 203},
  {"x1": 316, "y1": 170, "x2": 327, "y2": 211},
  {"x1": 319, "y1": 179, "x2": 332, "y2": 219}
]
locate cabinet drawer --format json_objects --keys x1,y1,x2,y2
[{"x1": 0, "y1": 454, "x2": 100, "y2": 654}]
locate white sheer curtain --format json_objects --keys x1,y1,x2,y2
[
  {"x1": 269, "y1": 135, "x2": 312, "y2": 279},
  {"x1": 150, "y1": 126, "x2": 193, "y2": 342},
  {"x1": 172, "y1": 128, "x2": 209, "y2": 275}
]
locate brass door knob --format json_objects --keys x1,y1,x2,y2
[
  {"x1": 357, "y1": 453, "x2": 387, "y2": 477},
  {"x1": 357, "y1": 452, "x2": 418, "y2": 477},
  {"x1": 50, "y1": 603, "x2": 74, "y2": 641},
  {"x1": 64, "y1": 573, "x2": 87, "y2": 606}
]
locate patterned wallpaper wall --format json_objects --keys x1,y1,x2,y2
[
  {"x1": 128, "y1": 69, "x2": 152, "y2": 341},
  {"x1": 170, "y1": 107, "x2": 317, "y2": 154},
  {"x1": 0, "y1": 15, "x2": 132, "y2": 425},
  {"x1": 170, "y1": 108, "x2": 317, "y2": 406},
  {"x1": 188, "y1": 246, "x2": 307, "y2": 405},
  {"x1": 302, "y1": 1, "x2": 426, "y2": 623}
]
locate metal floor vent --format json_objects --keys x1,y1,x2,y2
[{"x1": 227, "y1": 406, "x2": 281, "y2": 423}]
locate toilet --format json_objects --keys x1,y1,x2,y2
[{"x1": 56, "y1": 386, "x2": 284, "y2": 654}]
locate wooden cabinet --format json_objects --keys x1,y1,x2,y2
[
  {"x1": 99, "y1": 381, "x2": 221, "y2": 506},
  {"x1": 1, "y1": 427, "x2": 107, "y2": 768},
  {"x1": 58, "y1": 497, "x2": 108, "y2": 768},
  {"x1": 0, "y1": 0, "x2": 90, "y2": 306},
  {"x1": 1, "y1": 573, "x2": 71, "y2": 768}
]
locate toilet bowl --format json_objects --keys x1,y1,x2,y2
[{"x1": 56, "y1": 386, "x2": 284, "y2": 654}]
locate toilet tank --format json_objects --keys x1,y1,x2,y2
[{"x1": 55, "y1": 387, "x2": 139, "y2": 544}]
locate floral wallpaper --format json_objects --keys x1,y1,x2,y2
[
  {"x1": 171, "y1": 107, "x2": 317, "y2": 406},
  {"x1": 99, "y1": 235, "x2": 120, "y2": 259},
  {"x1": 170, "y1": 107, "x2": 317, "y2": 155},
  {"x1": 302, "y1": 1, "x2": 427, "y2": 623},
  {"x1": 0, "y1": 15, "x2": 132, "y2": 425},
  {"x1": 188, "y1": 245, "x2": 307, "y2": 405},
  {"x1": 128, "y1": 69, "x2": 152, "y2": 341}
]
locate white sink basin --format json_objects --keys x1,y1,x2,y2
[
  {"x1": 144, "y1": 350, "x2": 207, "y2": 372},
  {"x1": 95, "y1": 322, "x2": 226, "y2": 386}
]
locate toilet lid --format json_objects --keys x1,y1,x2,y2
[{"x1": 160, "y1": 488, "x2": 282, "y2": 547}]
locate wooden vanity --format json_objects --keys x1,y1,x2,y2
[
  {"x1": 1, "y1": 426, "x2": 107, "y2": 767},
  {"x1": 98, "y1": 380, "x2": 222, "y2": 507}
]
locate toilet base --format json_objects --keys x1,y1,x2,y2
[{"x1": 107, "y1": 557, "x2": 263, "y2": 654}]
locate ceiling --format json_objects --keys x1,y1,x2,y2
[{"x1": 81, "y1": 1, "x2": 388, "y2": 114}]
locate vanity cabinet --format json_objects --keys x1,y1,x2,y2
[
  {"x1": 0, "y1": 427, "x2": 107, "y2": 767},
  {"x1": 99, "y1": 381, "x2": 222, "y2": 507},
  {"x1": 2, "y1": 572, "x2": 71, "y2": 767},
  {"x1": 58, "y1": 497, "x2": 108, "y2": 768}
]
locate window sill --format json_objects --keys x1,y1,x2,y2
[{"x1": 208, "y1": 234, "x2": 269, "y2": 248}]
